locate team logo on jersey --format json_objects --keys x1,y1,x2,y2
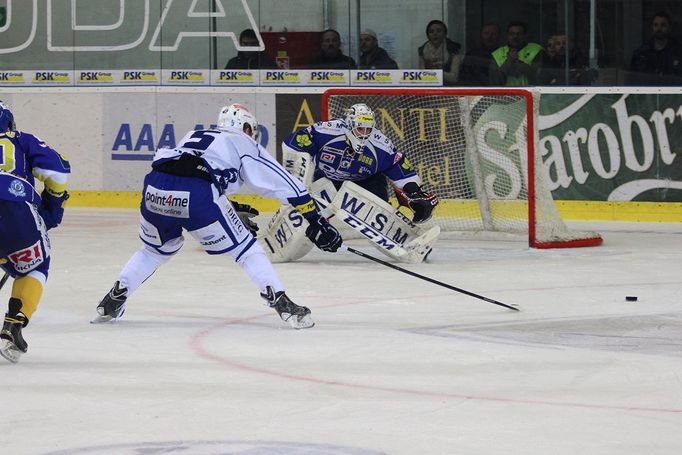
[
  {"x1": 295, "y1": 133, "x2": 312, "y2": 147},
  {"x1": 9, "y1": 241, "x2": 44, "y2": 273},
  {"x1": 320, "y1": 152, "x2": 334, "y2": 163},
  {"x1": 8, "y1": 179, "x2": 26, "y2": 198},
  {"x1": 400, "y1": 157, "x2": 413, "y2": 171},
  {"x1": 393, "y1": 151, "x2": 403, "y2": 164}
]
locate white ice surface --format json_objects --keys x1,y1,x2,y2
[{"x1": 1, "y1": 208, "x2": 681, "y2": 455}]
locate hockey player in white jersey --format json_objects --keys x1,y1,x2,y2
[
  {"x1": 263, "y1": 103, "x2": 439, "y2": 263},
  {"x1": 92, "y1": 103, "x2": 342, "y2": 329}
]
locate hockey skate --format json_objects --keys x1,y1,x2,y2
[
  {"x1": 0, "y1": 313, "x2": 28, "y2": 363},
  {"x1": 91, "y1": 281, "x2": 128, "y2": 323},
  {"x1": 260, "y1": 286, "x2": 314, "y2": 329}
]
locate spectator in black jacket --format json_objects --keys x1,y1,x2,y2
[
  {"x1": 358, "y1": 29, "x2": 398, "y2": 69},
  {"x1": 309, "y1": 29, "x2": 356, "y2": 69},
  {"x1": 460, "y1": 22, "x2": 501, "y2": 86},
  {"x1": 539, "y1": 34, "x2": 597, "y2": 85},
  {"x1": 224, "y1": 29, "x2": 277, "y2": 70},
  {"x1": 418, "y1": 20, "x2": 461, "y2": 85},
  {"x1": 629, "y1": 11, "x2": 682, "y2": 85}
]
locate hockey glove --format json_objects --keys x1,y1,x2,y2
[
  {"x1": 39, "y1": 190, "x2": 69, "y2": 230},
  {"x1": 305, "y1": 215, "x2": 342, "y2": 252},
  {"x1": 395, "y1": 182, "x2": 439, "y2": 223},
  {"x1": 231, "y1": 201, "x2": 259, "y2": 235}
]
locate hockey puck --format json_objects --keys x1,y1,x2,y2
[{"x1": 625, "y1": 296, "x2": 638, "y2": 302}]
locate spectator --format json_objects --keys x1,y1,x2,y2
[
  {"x1": 358, "y1": 29, "x2": 398, "y2": 69},
  {"x1": 629, "y1": 11, "x2": 682, "y2": 85},
  {"x1": 539, "y1": 34, "x2": 596, "y2": 86},
  {"x1": 417, "y1": 20, "x2": 462, "y2": 86},
  {"x1": 309, "y1": 29, "x2": 356, "y2": 69},
  {"x1": 460, "y1": 22, "x2": 501, "y2": 86},
  {"x1": 224, "y1": 29, "x2": 277, "y2": 70},
  {"x1": 489, "y1": 21, "x2": 544, "y2": 86}
]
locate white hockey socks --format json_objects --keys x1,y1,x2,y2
[
  {"x1": 118, "y1": 245, "x2": 172, "y2": 296},
  {"x1": 238, "y1": 248, "x2": 284, "y2": 295}
]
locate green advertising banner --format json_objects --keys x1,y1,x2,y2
[{"x1": 540, "y1": 94, "x2": 682, "y2": 202}]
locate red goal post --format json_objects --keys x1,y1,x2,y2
[{"x1": 322, "y1": 88, "x2": 602, "y2": 248}]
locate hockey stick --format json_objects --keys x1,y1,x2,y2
[
  {"x1": 0, "y1": 272, "x2": 10, "y2": 291},
  {"x1": 341, "y1": 246, "x2": 520, "y2": 312}
]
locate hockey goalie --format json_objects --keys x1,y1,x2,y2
[{"x1": 260, "y1": 103, "x2": 440, "y2": 263}]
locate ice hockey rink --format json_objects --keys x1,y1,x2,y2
[{"x1": 1, "y1": 207, "x2": 681, "y2": 455}]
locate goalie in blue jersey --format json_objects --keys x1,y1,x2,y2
[
  {"x1": 262, "y1": 103, "x2": 440, "y2": 264},
  {"x1": 0, "y1": 101, "x2": 71, "y2": 363}
]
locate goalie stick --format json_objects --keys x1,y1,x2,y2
[
  {"x1": 0, "y1": 272, "x2": 9, "y2": 291},
  {"x1": 341, "y1": 246, "x2": 520, "y2": 312}
]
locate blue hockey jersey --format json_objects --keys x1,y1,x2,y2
[
  {"x1": 282, "y1": 120, "x2": 419, "y2": 187},
  {"x1": 0, "y1": 131, "x2": 70, "y2": 203}
]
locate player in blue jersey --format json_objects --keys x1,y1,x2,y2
[
  {"x1": 265, "y1": 103, "x2": 439, "y2": 263},
  {"x1": 0, "y1": 100, "x2": 71, "y2": 363},
  {"x1": 91, "y1": 103, "x2": 341, "y2": 329},
  {"x1": 282, "y1": 103, "x2": 439, "y2": 221}
]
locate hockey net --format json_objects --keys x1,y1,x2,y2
[{"x1": 322, "y1": 88, "x2": 602, "y2": 248}]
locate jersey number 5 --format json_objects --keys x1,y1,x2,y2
[{"x1": 182, "y1": 130, "x2": 220, "y2": 152}]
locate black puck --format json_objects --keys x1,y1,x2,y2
[{"x1": 625, "y1": 296, "x2": 638, "y2": 302}]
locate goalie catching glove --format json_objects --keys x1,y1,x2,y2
[
  {"x1": 305, "y1": 215, "x2": 342, "y2": 252},
  {"x1": 395, "y1": 182, "x2": 439, "y2": 223},
  {"x1": 231, "y1": 200, "x2": 259, "y2": 235}
]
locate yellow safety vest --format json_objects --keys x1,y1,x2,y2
[{"x1": 492, "y1": 43, "x2": 543, "y2": 86}]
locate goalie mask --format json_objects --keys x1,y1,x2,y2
[
  {"x1": 0, "y1": 101, "x2": 16, "y2": 132},
  {"x1": 345, "y1": 103, "x2": 375, "y2": 151},
  {"x1": 217, "y1": 103, "x2": 260, "y2": 140}
]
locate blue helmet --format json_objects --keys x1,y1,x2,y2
[{"x1": 0, "y1": 101, "x2": 16, "y2": 132}]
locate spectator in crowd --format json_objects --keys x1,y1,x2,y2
[
  {"x1": 417, "y1": 20, "x2": 462, "y2": 86},
  {"x1": 629, "y1": 11, "x2": 682, "y2": 85},
  {"x1": 539, "y1": 34, "x2": 597, "y2": 85},
  {"x1": 358, "y1": 29, "x2": 399, "y2": 69},
  {"x1": 224, "y1": 29, "x2": 277, "y2": 70},
  {"x1": 489, "y1": 21, "x2": 544, "y2": 86},
  {"x1": 460, "y1": 21, "x2": 501, "y2": 86},
  {"x1": 309, "y1": 29, "x2": 356, "y2": 69}
]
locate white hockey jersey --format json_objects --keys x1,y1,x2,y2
[{"x1": 154, "y1": 126, "x2": 315, "y2": 211}]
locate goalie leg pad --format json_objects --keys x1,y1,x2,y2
[
  {"x1": 259, "y1": 205, "x2": 314, "y2": 263},
  {"x1": 330, "y1": 181, "x2": 440, "y2": 263}
]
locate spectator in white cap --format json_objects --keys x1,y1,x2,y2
[{"x1": 358, "y1": 28, "x2": 398, "y2": 69}]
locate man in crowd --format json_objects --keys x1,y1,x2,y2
[
  {"x1": 358, "y1": 29, "x2": 398, "y2": 69},
  {"x1": 629, "y1": 11, "x2": 682, "y2": 85},
  {"x1": 309, "y1": 29, "x2": 356, "y2": 69},
  {"x1": 489, "y1": 21, "x2": 543, "y2": 86}
]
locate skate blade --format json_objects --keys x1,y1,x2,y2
[
  {"x1": 290, "y1": 314, "x2": 315, "y2": 330},
  {"x1": 90, "y1": 313, "x2": 115, "y2": 324},
  {"x1": 0, "y1": 340, "x2": 23, "y2": 363}
]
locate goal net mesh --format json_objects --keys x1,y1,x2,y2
[{"x1": 323, "y1": 89, "x2": 601, "y2": 248}]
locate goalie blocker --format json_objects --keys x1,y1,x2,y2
[{"x1": 260, "y1": 179, "x2": 440, "y2": 263}]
